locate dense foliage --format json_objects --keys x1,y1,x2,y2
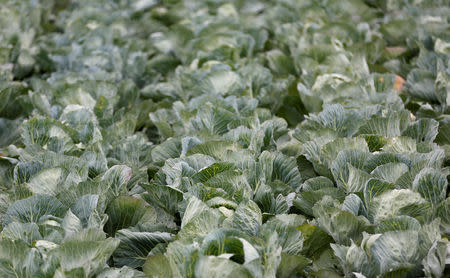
[{"x1": 0, "y1": 0, "x2": 449, "y2": 277}]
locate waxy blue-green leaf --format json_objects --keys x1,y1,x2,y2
[
  {"x1": 4, "y1": 195, "x2": 65, "y2": 226},
  {"x1": 294, "y1": 187, "x2": 345, "y2": 216},
  {"x1": 402, "y1": 118, "x2": 439, "y2": 143},
  {"x1": 105, "y1": 196, "x2": 156, "y2": 236},
  {"x1": 422, "y1": 240, "x2": 447, "y2": 278},
  {"x1": 50, "y1": 237, "x2": 120, "y2": 276},
  {"x1": 370, "y1": 162, "x2": 409, "y2": 184},
  {"x1": 178, "y1": 197, "x2": 222, "y2": 239},
  {"x1": 313, "y1": 197, "x2": 373, "y2": 245},
  {"x1": 357, "y1": 111, "x2": 410, "y2": 138},
  {"x1": 1, "y1": 222, "x2": 42, "y2": 245},
  {"x1": 231, "y1": 200, "x2": 262, "y2": 236},
  {"x1": 375, "y1": 216, "x2": 421, "y2": 233},
  {"x1": 143, "y1": 254, "x2": 173, "y2": 278},
  {"x1": 97, "y1": 266, "x2": 146, "y2": 278},
  {"x1": 261, "y1": 215, "x2": 305, "y2": 255},
  {"x1": 369, "y1": 231, "x2": 420, "y2": 275},
  {"x1": 0, "y1": 238, "x2": 37, "y2": 277},
  {"x1": 113, "y1": 229, "x2": 173, "y2": 268},
  {"x1": 194, "y1": 256, "x2": 253, "y2": 278},
  {"x1": 412, "y1": 168, "x2": 447, "y2": 205},
  {"x1": 369, "y1": 189, "x2": 429, "y2": 223},
  {"x1": 100, "y1": 165, "x2": 132, "y2": 197}
]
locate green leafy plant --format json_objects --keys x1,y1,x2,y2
[{"x1": 0, "y1": 0, "x2": 448, "y2": 277}]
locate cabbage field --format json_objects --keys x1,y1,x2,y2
[{"x1": 0, "y1": 0, "x2": 449, "y2": 277}]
